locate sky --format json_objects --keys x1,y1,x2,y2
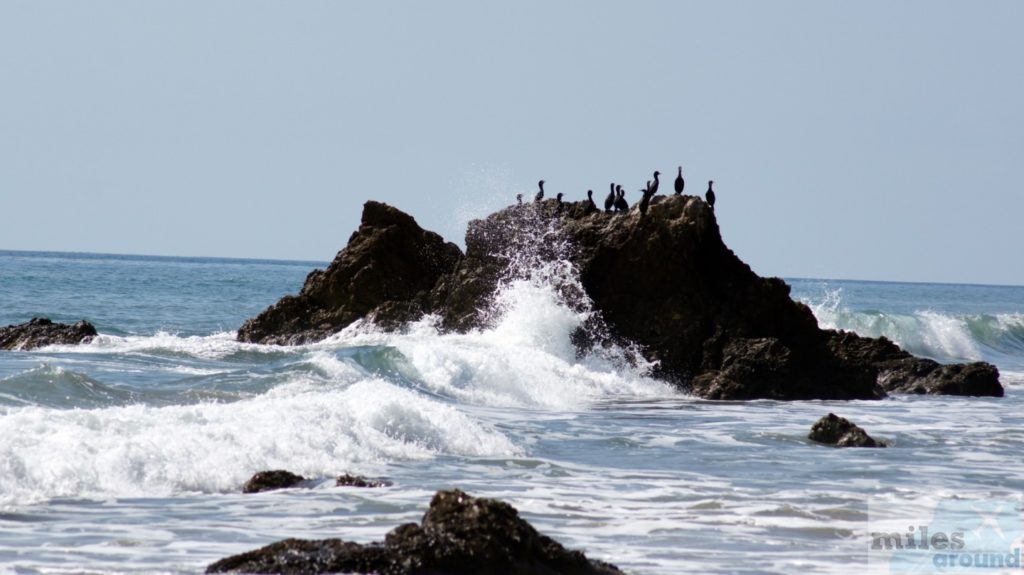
[{"x1": 1, "y1": 1, "x2": 1022, "y2": 285}]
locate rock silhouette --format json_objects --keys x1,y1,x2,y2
[{"x1": 206, "y1": 489, "x2": 623, "y2": 574}]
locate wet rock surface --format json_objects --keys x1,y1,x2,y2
[
  {"x1": 336, "y1": 473, "x2": 392, "y2": 488},
  {"x1": 809, "y1": 413, "x2": 886, "y2": 447},
  {"x1": 0, "y1": 317, "x2": 97, "y2": 351},
  {"x1": 242, "y1": 470, "x2": 307, "y2": 494},
  {"x1": 826, "y1": 330, "x2": 1002, "y2": 396},
  {"x1": 207, "y1": 488, "x2": 623, "y2": 574},
  {"x1": 237, "y1": 196, "x2": 1002, "y2": 400},
  {"x1": 237, "y1": 201, "x2": 462, "y2": 345}
]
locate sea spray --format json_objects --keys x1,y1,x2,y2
[
  {"x1": 335, "y1": 203, "x2": 673, "y2": 409},
  {"x1": 802, "y1": 287, "x2": 989, "y2": 363},
  {"x1": 0, "y1": 376, "x2": 519, "y2": 507}
]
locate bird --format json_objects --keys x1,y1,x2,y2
[
  {"x1": 535, "y1": 180, "x2": 545, "y2": 203},
  {"x1": 586, "y1": 190, "x2": 598, "y2": 214},
  {"x1": 516, "y1": 193, "x2": 523, "y2": 206},
  {"x1": 638, "y1": 180, "x2": 655, "y2": 217},
  {"x1": 650, "y1": 171, "x2": 661, "y2": 195},
  {"x1": 604, "y1": 183, "x2": 616, "y2": 213},
  {"x1": 555, "y1": 192, "x2": 564, "y2": 215},
  {"x1": 674, "y1": 167, "x2": 684, "y2": 195},
  {"x1": 705, "y1": 180, "x2": 716, "y2": 211},
  {"x1": 614, "y1": 187, "x2": 629, "y2": 213}
]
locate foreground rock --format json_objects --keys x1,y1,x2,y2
[
  {"x1": 242, "y1": 470, "x2": 306, "y2": 494},
  {"x1": 809, "y1": 413, "x2": 886, "y2": 447},
  {"x1": 238, "y1": 197, "x2": 1002, "y2": 400},
  {"x1": 207, "y1": 489, "x2": 623, "y2": 574},
  {"x1": 0, "y1": 317, "x2": 97, "y2": 350}
]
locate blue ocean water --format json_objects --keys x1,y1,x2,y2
[{"x1": 1, "y1": 249, "x2": 1023, "y2": 574}]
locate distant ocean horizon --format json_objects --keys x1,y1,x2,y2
[
  {"x1": 5, "y1": 247, "x2": 1020, "y2": 289},
  {"x1": 2, "y1": 248, "x2": 1023, "y2": 573}
]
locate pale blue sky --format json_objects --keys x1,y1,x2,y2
[{"x1": 2, "y1": 2, "x2": 1021, "y2": 284}]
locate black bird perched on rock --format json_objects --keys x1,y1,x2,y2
[
  {"x1": 638, "y1": 180, "x2": 655, "y2": 217},
  {"x1": 705, "y1": 180, "x2": 716, "y2": 211},
  {"x1": 614, "y1": 186, "x2": 629, "y2": 213},
  {"x1": 555, "y1": 192, "x2": 564, "y2": 215},
  {"x1": 649, "y1": 171, "x2": 661, "y2": 196},
  {"x1": 516, "y1": 193, "x2": 523, "y2": 206},
  {"x1": 674, "y1": 167, "x2": 684, "y2": 195},
  {"x1": 535, "y1": 180, "x2": 545, "y2": 203},
  {"x1": 604, "y1": 183, "x2": 615, "y2": 213},
  {"x1": 585, "y1": 190, "x2": 598, "y2": 214}
]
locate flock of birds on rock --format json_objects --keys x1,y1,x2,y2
[{"x1": 516, "y1": 166, "x2": 716, "y2": 218}]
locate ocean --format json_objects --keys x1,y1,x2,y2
[{"x1": 1, "y1": 249, "x2": 1023, "y2": 574}]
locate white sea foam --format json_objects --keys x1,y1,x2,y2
[
  {"x1": 336, "y1": 272, "x2": 674, "y2": 410},
  {"x1": 805, "y1": 288, "x2": 984, "y2": 362},
  {"x1": 0, "y1": 377, "x2": 518, "y2": 507},
  {"x1": 43, "y1": 331, "x2": 255, "y2": 359}
]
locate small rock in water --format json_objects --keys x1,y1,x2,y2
[
  {"x1": 336, "y1": 473, "x2": 392, "y2": 488},
  {"x1": 207, "y1": 488, "x2": 624, "y2": 574},
  {"x1": 0, "y1": 317, "x2": 97, "y2": 351},
  {"x1": 808, "y1": 413, "x2": 886, "y2": 448},
  {"x1": 242, "y1": 470, "x2": 307, "y2": 494}
]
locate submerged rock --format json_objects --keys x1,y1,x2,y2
[
  {"x1": 237, "y1": 196, "x2": 1002, "y2": 400},
  {"x1": 336, "y1": 473, "x2": 392, "y2": 488},
  {"x1": 242, "y1": 470, "x2": 307, "y2": 494},
  {"x1": 207, "y1": 488, "x2": 623, "y2": 574},
  {"x1": 809, "y1": 413, "x2": 886, "y2": 447},
  {"x1": 0, "y1": 317, "x2": 97, "y2": 351}
]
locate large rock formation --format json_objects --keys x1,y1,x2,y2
[
  {"x1": 207, "y1": 489, "x2": 623, "y2": 574},
  {"x1": 237, "y1": 196, "x2": 1002, "y2": 400},
  {"x1": 238, "y1": 201, "x2": 462, "y2": 344},
  {"x1": 0, "y1": 317, "x2": 98, "y2": 350}
]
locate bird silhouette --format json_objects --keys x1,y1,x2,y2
[
  {"x1": 586, "y1": 190, "x2": 598, "y2": 214},
  {"x1": 534, "y1": 180, "x2": 545, "y2": 202},
  {"x1": 674, "y1": 167, "x2": 684, "y2": 195},
  {"x1": 614, "y1": 186, "x2": 629, "y2": 213},
  {"x1": 705, "y1": 180, "x2": 716, "y2": 211},
  {"x1": 604, "y1": 183, "x2": 616, "y2": 213},
  {"x1": 638, "y1": 180, "x2": 655, "y2": 217}
]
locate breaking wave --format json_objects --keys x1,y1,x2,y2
[{"x1": 803, "y1": 288, "x2": 1024, "y2": 366}]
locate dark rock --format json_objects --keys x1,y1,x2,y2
[
  {"x1": 437, "y1": 196, "x2": 881, "y2": 400},
  {"x1": 336, "y1": 473, "x2": 392, "y2": 488},
  {"x1": 0, "y1": 317, "x2": 98, "y2": 351},
  {"x1": 826, "y1": 330, "x2": 1002, "y2": 397},
  {"x1": 238, "y1": 201, "x2": 462, "y2": 344},
  {"x1": 809, "y1": 413, "x2": 886, "y2": 447},
  {"x1": 207, "y1": 488, "x2": 623, "y2": 574},
  {"x1": 242, "y1": 470, "x2": 307, "y2": 494},
  {"x1": 236, "y1": 196, "x2": 1003, "y2": 400}
]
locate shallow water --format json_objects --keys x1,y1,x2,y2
[{"x1": 1, "y1": 250, "x2": 1023, "y2": 574}]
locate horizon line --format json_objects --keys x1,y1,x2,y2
[{"x1": 2, "y1": 248, "x2": 1021, "y2": 290}]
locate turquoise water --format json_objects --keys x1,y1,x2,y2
[{"x1": 1, "y1": 250, "x2": 1023, "y2": 574}]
